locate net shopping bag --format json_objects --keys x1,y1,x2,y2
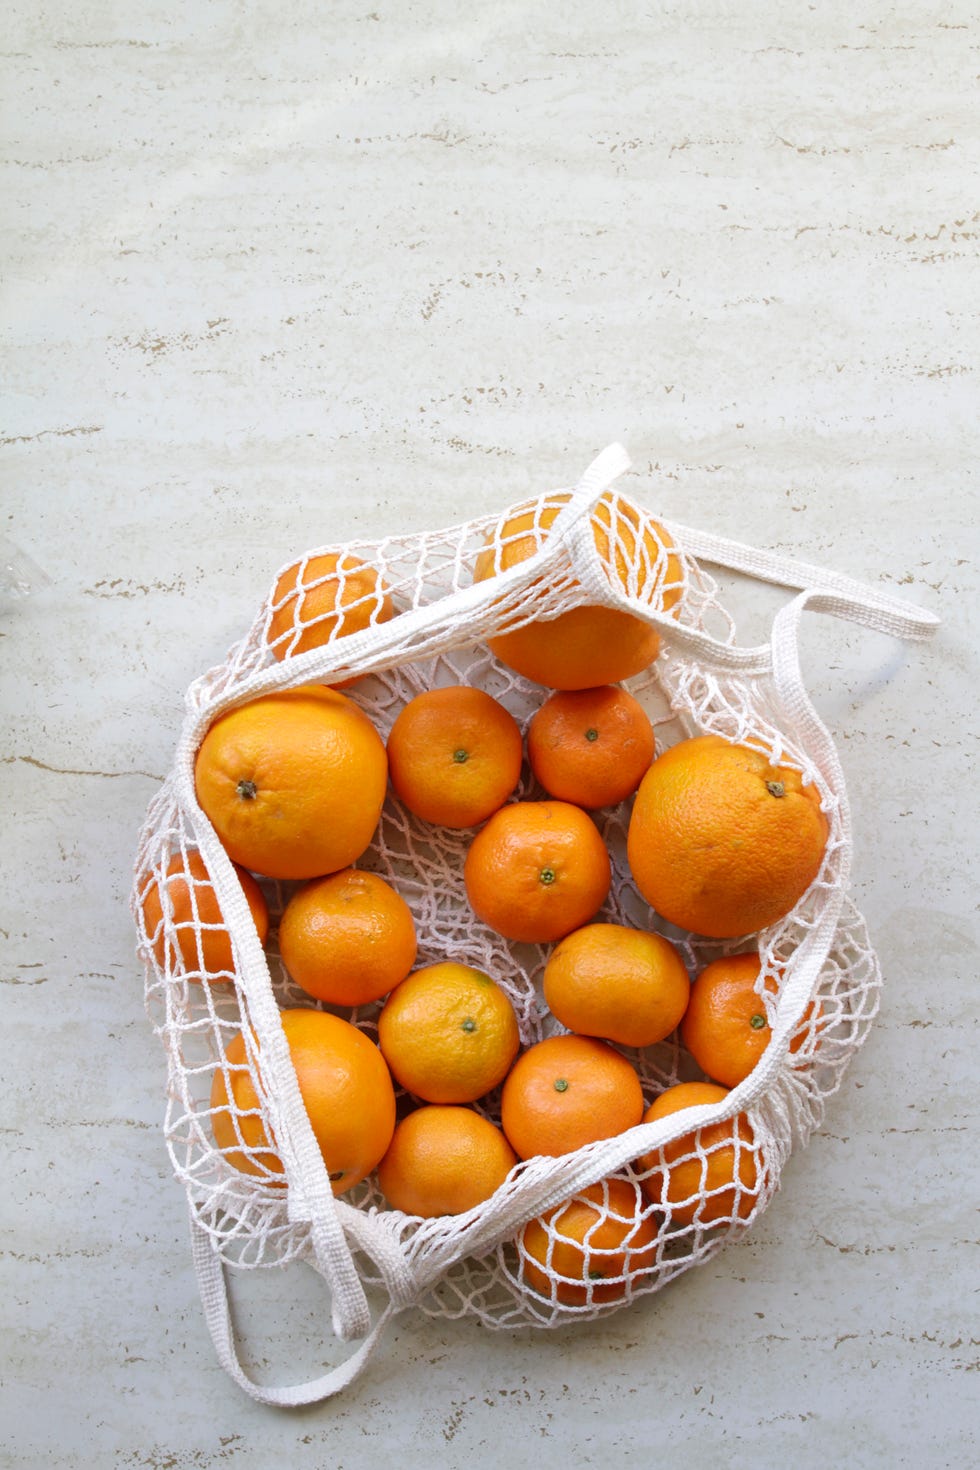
[{"x1": 132, "y1": 445, "x2": 938, "y2": 1404}]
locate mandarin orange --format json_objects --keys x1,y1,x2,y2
[
  {"x1": 527, "y1": 684, "x2": 656, "y2": 809},
  {"x1": 627, "y1": 735, "x2": 829, "y2": 938},
  {"x1": 377, "y1": 962, "x2": 521, "y2": 1104},
  {"x1": 194, "y1": 684, "x2": 388, "y2": 881},
  {"x1": 265, "y1": 552, "x2": 393, "y2": 684},
  {"x1": 141, "y1": 849, "x2": 268, "y2": 982},
  {"x1": 500, "y1": 1034, "x2": 644, "y2": 1160},
  {"x1": 473, "y1": 492, "x2": 683, "y2": 689},
  {"x1": 386, "y1": 685, "x2": 523, "y2": 828},
  {"x1": 518, "y1": 1177, "x2": 658, "y2": 1306},
  {"x1": 377, "y1": 1105, "x2": 518, "y2": 1217},
  {"x1": 543, "y1": 922, "x2": 690, "y2": 1049},
  {"x1": 636, "y1": 1081, "x2": 759, "y2": 1227},
  {"x1": 464, "y1": 800, "x2": 611, "y2": 944},
  {"x1": 278, "y1": 867, "x2": 417, "y2": 1007},
  {"x1": 210, "y1": 1008, "x2": 396, "y2": 1195}
]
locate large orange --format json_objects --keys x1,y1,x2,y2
[
  {"x1": 278, "y1": 868, "x2": 417, "y2": 1007},
  {"x1": 500, "y1": 1034, "x2": 644, "y2": 1160},
  {"x1": 518, "y1": 1177, "x2": 658, "y2": 1306},
  {"x1": 473, "y1": 492, "x2": 683, "y2": 689},
  {"x1": 377, "y1": 1105, "x2": 518, "y2": 1217},
  {"x1": 141, "y1": 849, "x2": 269, "y2": 982},
  {"x1": 377, "y1": 961, "x2": 521, "y2": 1104},
  {"x1": 681, "y1": 950, "x2": 821, "y2": 1088},
  {"x1": 527, "y1": 684, "x2": 656, "y2": 809},
  {"x1": 464, "y1": 800, "x2": 611, "y2": 944},
  {"x1": 635, "y1": 1081, "x2": 760, "y2": 1227},
  {"x1": 265, "y1": 552, "x2": 393, "y2": 684},
  {"x1": 194, "y1": 684, "x2": 388, "y2": 880},
  {"x1": 627, "y1": 735, "x2": 829, "y2": 938},
  {"x1": 543, "y1": 922, "x2": 690, "y2": 1049},
  {"x1": 386, "y1": 685, "x2": 523, "y2": 829},
  {"x1": 210, "y1": 1008, "x2": 396, "y2": 1195}
]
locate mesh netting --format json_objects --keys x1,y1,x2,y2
[{"x1": 132, "y1": 449, "x2": 889, "y2": 1354}]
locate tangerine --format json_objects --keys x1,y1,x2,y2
[
  {"x1": 473, "y1": 492, "x2": 683, "y2": 689},
  {"x1": 265, "y1": 552, "x2": 393, "y2": 684},
  {"x1": 464, "y1": 800, "x2": 611, "y2": 944},
  {"x1": 627, "y1": 735, "x2": 829, "y2": 938},
  {"x1": 377, "y1": 1105, "x2": 518, "y2": 1217},
  {"x1": 377, "y1": 961, "x2": 521, "y2": 1104},
  {"x1": 681, "y1": 950, "x2": 821, "y2": 1088},
  {"x1": 635, "y1": 1081, "x2": 760, "y2": 1227},
  {"x1": 278, "y1": 867, "x2": 417, "y2": 1007},
  {"x1": 386, "y1": 685, "x2": 523, "y2": 829},
  {"x1": 194, "y1": 684, "x2": 388, "y2": 880},
  {"x1": 543, "y1": 922, "x2": 690, "y2": 1049},
  {"x1": 210, "y1": 1008, "x2": 396, "y2": 1195},
  {"x1": 500, "y1": 1034, "x2": 644, "y2": 1160},
  {"x1": 518, "y1": 1177, "x2": 657, "y2": 1306},
  {"x1": 141, "y1": 849, "x2": 268, "y2": 982},
  {"x1": 527, "y1": 684, "x2": 656, "y2": 809}
]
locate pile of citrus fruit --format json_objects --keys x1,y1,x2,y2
[{"x1": 143, "y1": 491, "x2": 830, "y2": 1308}]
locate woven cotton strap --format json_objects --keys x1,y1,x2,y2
[{"x1": 191, "y1": 1214, "x2": 396, "y2": 1406}]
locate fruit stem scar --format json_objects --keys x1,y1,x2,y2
[
  {"x1": 765, "y1": 780, "x2": 786, "y2": 798},
  {"x1": 453, "y1": 748, "x2": 469, "y2": 764},
  {"x1": 328, "y1": 1169, "x2": 346, "y2": 1182},
  {"x1": 750, "y1": 1013, "x2": 766, "y2": 1030},
  {"x1": 553, "y1": 1077, "x2": 569, "y2": 1093},
  {"x1": 539, "y1": 867, "x2": 557, "y2": 886},
  {"x1": 585, "y1": 727, "x2": 599, "y2": 743},
  {"x1": 237, "y1": 779, "x2": 258, "y2": 800},
  {"x1": 461, "y1": 1018, "x2": 477, "y2": 1033}
]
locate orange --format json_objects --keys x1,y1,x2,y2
[
  {"x1": 527, "y1": 684, "x2": 656, "y2": 809},
  {"x1": 278, "y1": 868, "x2": 417, "y2": 1007},
  {"x1": 265, "y1": 552, "x2": 393, "y2": 684},
  {"x1": 627, "y1": 735, "x2": 829, "y2": 938},
  {"x1": 194, "y1": 684, "x2": 388, "y2": 880},
  {"x1": 464, "y1": 800, "x2": 611, "y2": 944},
  {"x1": 386, "y1": 685, "x2": 523, "y2": 829},
  {"x1": 500, "y1": 1034, "x2": 644, "y2": 1160},
  {"x1": 377, "y1": 961, "x2": 521, "y2": 1104},
  {"x1": 210, "y1": 1008, "x2": 396, "y2": 1195},
  {"x1": 635, "y1": 1081, "x2": 759, "y2": 1227},
  {"x1": 141, "y1": 849, "x2": 269, "y2": 981},
  {"x1": 518, "y1": 1177, "x2": 658, "y2": 1306},
  {"x1": 473, "y1": 492, "x2": 683, "y2": 689},
  {"x1": 543, "y1": 922, "x2": 690, "y2": 1049},
  {"x1": 681, "y1": 950, "x2": 821, "y2": 1088},
  {"x1": 377, "y1": 1105, "x2": 518, "y2": 1217}
]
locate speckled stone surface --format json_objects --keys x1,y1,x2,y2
[{"x1": 2, "y1": 3, "x2": 978, "y2": 1465}]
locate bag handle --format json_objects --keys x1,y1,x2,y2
[{"x1": 191, "y1": 1214, "x2": 397, "y2": 1406}]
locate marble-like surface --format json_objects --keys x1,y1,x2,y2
[{"x1": 2, "y1": 3, "x2": 977, "y2": 1465}]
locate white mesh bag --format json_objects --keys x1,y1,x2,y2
[{"x1": 132, "y1": 444, "x2": 939, "y2": 1404}]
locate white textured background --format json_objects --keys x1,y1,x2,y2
[{"x1": 2, "y1": 3, "x2": 978, "y2": 1466}]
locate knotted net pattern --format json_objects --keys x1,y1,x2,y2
[{"x1": 133, "y1": 449, "x2": 893, "y2": 1356}]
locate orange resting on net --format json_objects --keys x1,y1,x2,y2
[
  {"x1": 500, "y1": 1033, "x2": 644, "y2": 1160},
  {"x1": 518, "y1": 1177, "x2": 658, "y2": 1306},
  {"x1": 627, "y1": 735, "x2": 829, "y2": 938},
  {"x1": 386, "y1": 685, "x2": 523, "y2": 829},
  {"x1": 141, "y1": 849, "x2": 269, "y2": 982},
  {"x1": 473, "y1": 491, "x2": 684, "y2": 690},
  {"x1": 194, "y1": 684, "x2": 388, "y2": 881},
  {"x1": 377, "y1": 961, "x2": 521, "y2": 1104},
  {"x1": 278, "y1": 867, "x2": 417, "y2": 1007},
  {"x1": 636, "y1": 1081, "x2": 759, "y2": 1227},
  {"x1": 527, "y1": 684, "x2": 656, "y2": 809},
  {"x1": 377, "y1": 1105, "x2": 518, "y2": 1218},
  {"x1": 681, "y1": 950, "x2": 822, "y2": 1089},
  {"x1": 543, "y1": 922, "x2": 690, "y2": 1049},
  {"x1": 463, "y1": 800, "x2": 611, "y2": 945},
  {"x1": 210, "y1": 1008, "x2": 396, "y2": 1195},
  {"x1": 265, "y1": 552, "x2": 393, "y2": 685}
]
